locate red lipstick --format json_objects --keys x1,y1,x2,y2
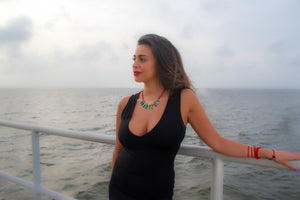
[{"x1": 134, "y1": 71, "x2": 141, "y2": 76}]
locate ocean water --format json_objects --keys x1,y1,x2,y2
[{"x1": 0, "y1": 88, "x2": 300, "y2": 200}]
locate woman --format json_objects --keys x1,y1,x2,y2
[{"x1": 109, "y1": 34, "x2": 300, "y2": 200}]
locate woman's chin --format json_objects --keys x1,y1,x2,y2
[{"x1": 134, "y1": 77, "x2": 143, "y2": 83}]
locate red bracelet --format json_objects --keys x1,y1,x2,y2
[
  {"x1": 247, "y1": 146, "x2": 250, "y2": 158},
  {"x1": 254, "y1": 146, "x2": 262, "y2": 159},
  {"x1": 269, "y1": 149, "x2": 276, "y2": 160}
]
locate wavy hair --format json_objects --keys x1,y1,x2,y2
[{"x1": 138, "y1": 34, "x2": 193, "y2": 96}]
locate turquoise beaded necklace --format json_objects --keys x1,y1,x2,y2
[{"x1": 140, "y1": 89, "x2": 166, "y2": 110}]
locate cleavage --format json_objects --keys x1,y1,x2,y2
[{"x1": 128, "y1": 98, "x2": 168, "y2": 137}]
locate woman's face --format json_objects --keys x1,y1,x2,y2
[{"x1": 132, "y1": 44, "x2": 157, "y2": 83}]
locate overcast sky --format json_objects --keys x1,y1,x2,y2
[{"x1": 1, "y1": 0, "x2": 300, "y2": 89}]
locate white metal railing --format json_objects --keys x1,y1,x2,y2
[{"x1": 0, "y1": 119, "x2": 299, "y2": 200}]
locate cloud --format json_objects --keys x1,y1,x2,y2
[
  {"x1": 43, "y1": 7, "x2": 72, "y2": 30},
  {"x1": 216, "y1": 45, "x2": 234, "y2": 57},
  {"x1": 266, "y1": 41, "x2": 286, "y2": 54},
  {"x1": 0, "y1": 37, "x2": 132, "y2": 88},
  {"x1": 0, "y1": 16, "x2": 33, "y2": 59},
  {"x1": 1, "y1": 1, "x2": 300, "y2": 88},
  {"x1": 0, "y1": 16, "x2": 33, "y2": 44},
  {"x1": 72, "y1": 42, "x2": 113, "y2": 63}
]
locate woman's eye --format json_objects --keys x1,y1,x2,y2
[{"x1": 132, "y1": 57, "x2": 145, "y2": 62}]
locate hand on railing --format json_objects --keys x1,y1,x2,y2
[{"x1": 272, "y1": 150, "x2": 300, "y2": 171}]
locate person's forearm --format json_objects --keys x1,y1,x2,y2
[
  {"x1": 212, "y1": 137, "x2": 248, "y2": 157},
  {"x1": 213, "y1": 137, "x2": 276, "y2": 160}
]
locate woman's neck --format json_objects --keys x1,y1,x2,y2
[{"x1": 143, "y1": 81, "x2": 165, "y2": 98}]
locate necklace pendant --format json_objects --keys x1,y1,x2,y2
[
  {"x1": 143, "y1": 103, "x2": 148, "y2": 109},
  {"x1": 140, "y1": 100, "x2": 144, "y2": 106},
  {"x1": 140, "y1": 89, "x2": 165, "y2": 110}
]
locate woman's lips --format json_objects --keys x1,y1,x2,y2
[{"x1": 133, "y1": 71, "x2": 141, "y2": 76}]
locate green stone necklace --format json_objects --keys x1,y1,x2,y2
[{"x1": 140, "y1": 89, "x2": 166, "y2": 110}]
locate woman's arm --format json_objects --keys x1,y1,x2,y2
[
  {"x1": 182, "y1": 89, "x2": 300, "y2": 170},
  {"x1": 110, "y1": 96, "x2": 129, "y2": 173}
]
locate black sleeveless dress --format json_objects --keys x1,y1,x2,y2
[{"x1": 109, "y1": 90, "x2": 186, "y2": 200}]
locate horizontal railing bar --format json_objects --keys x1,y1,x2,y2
[
  {"x1": 0, "y1": 171, "x2": 76, "y2": 200},
  {"x1": 0, "y1": 171, "x2": 34, "y2": 190},
  {"x1": 1, "y1": 119, "x2": 299, "y2": 170},
  {"x1": 0, "y1": 120, "x2": 114, "y2": 145}
]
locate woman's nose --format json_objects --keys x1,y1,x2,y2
[{"x1": 132, "y1": 60, "x2": 139, "y2": 68}]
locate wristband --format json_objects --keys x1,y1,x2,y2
[
  {"x1": 269, "y1": 149, "x2": 276, "y2": 160},
  {"x1": 254, "y1": 146, "x2": 262, "y2": 159}
]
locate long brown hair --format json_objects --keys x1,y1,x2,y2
[{"x1": 138, "y1": 34, "x2": 193, "y2": 96}]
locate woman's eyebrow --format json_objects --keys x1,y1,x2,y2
[{"x1": 133, "y1": 54, "x2": 149, "y2": 58}]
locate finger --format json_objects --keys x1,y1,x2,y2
[
  {"x1": 288, "y1": 152, "x2": 300, "y2": 160},
  {"x1": 283, "y1": 161, "x2": 298, "y2": 171},
  {"x1": 295, "y1": 153, "x2": 300, "y2": 160}
]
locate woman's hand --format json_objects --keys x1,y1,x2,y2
[{"x1": 273, "y1": 150, "x2": 300, "y2": 171}]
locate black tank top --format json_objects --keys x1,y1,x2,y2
[{"x1": 109, "y1": 90, "x2": 186, "y2": 199}]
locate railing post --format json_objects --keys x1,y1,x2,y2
[
  {"x1": 211, "y1": 157, "x2": 224, "y2": 200},
  {"x1": 32, "y1": 130, "x2": 42, "y2": 200}
]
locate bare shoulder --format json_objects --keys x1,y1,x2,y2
[
  {"x1": 181, "y1": 88, "x2": 198, "y2": 104},
  {"x1": 180, "y1": 89, "x2": 199, "y2": 124},
  {"x1": 118, "y1": 96, "x2": 130, "y2": 111}
]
